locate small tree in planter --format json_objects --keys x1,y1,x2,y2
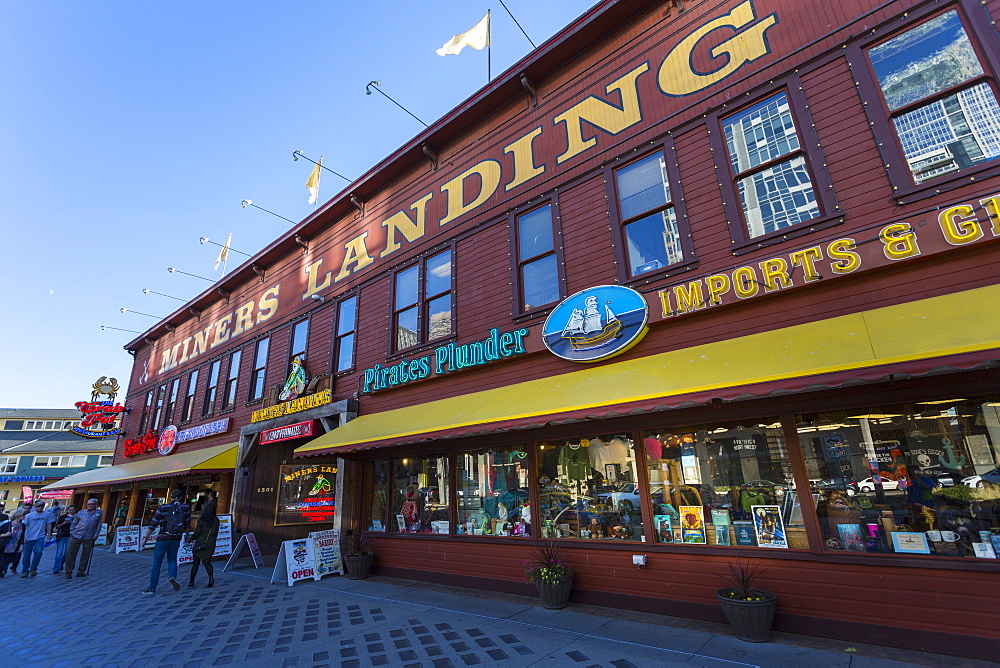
[
  {"x1": 523, "y1": 541, "x2": 574, "y2": 609},
  {"x1": 716, "y1": 558, "x2": 776, "y2": 642},
  {"x1": 343, "y1": 526, "x2": 375, "y2": 580}
]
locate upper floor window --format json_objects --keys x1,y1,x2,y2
[
  {"x1": 202, "y1": 360, "x2": 221, "y2": 417},
  {"x1": 864, "y1": 8, "x2": 1000, "y2": 188},
  {"x1": 393, "y1": 248, "x2": 453, "y2": 351},
  {"x1": 165, "y1": 378, "x2": 180, "y2": 424},
  {"x1": 181, "y1": 369, "x2": 199, "y2": 423},
  {"x1": 289, "y1": 319, "x2": 309, "y2": 368},
  {"x1": 138, "y1": 391, "x2": 154, "y2": 433},
  {"x1": 334, "y1": 295, "x2": 358, "y2": 373},
  {"x1": 151, "y1": 384, "x2": 167, "y2": 431},
  {"x1": 3, "y1": 420, "x2": 24, "y2": 430},
  {"x1": 33, "y1": 455, "x2": 86, "y2": 468},
  {"x1": 0, "y1": 456, "x2": 17, "y2": 473},
  {"x1": 512, "y1": 202, "x2": 564, "y2": 313},
  {"x1": 722, "y1": 91, "x2": 820, "y2": 241},
  {"x1": 222, "y1": 350, "x2": 242, "y2": 410},
  {"x1": 97, "y1": 454, "x2": 113, "y2": 467},
  {"x1": 610, "y1": 150, "x2": 690, "y2": 278},
  {"x1": 248, "y1": 338, "x2": 270, "y2": 402},
  {"x1": 23, "y1": 420, "x2": 74, "y2": 431}
]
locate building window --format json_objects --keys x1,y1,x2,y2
[
  {"x1": 458, "y1": 445, "x2": 531, "y2": 537},
  {"x1": 4, "y1": 420, "x2": 24, "y2": 430},
  {"x1": 222, "y1": 350, "x2": 242, "y2": 410},
  {"x1": 248, "y1": 338, "x2": 270, "y2": 402},
  {"x1": 536, "y1": 433, "x2": 644, "y2": 541},
  {"x1": 609, "y1": 152, "x2": 688, "y2": 278},
  {"x1": 393, "y1": 248, "x2": 453, "y2": 351},
  {"x1": 392, "y1": 454, "x2": 450, "y2": 533},
  {"x1": 202, "y1": 360, "x2": 222, "y2": 417},
  {"x1": 798, "y1": 399, "x2": 1000, "y2": 559},
  {"x1": 137, "y1": 391, "x2": 154, "y2": 433},
  {"x1": 644, "y1": 421, "x2": 804, "y2": 548},
  {"x1": 0, "y1": 456, "x2": 17, "y2": 473},
  {"x1": 512, "y1": 202, "x2": 564, "y2": 312},
  {"x1": 334, "y1": 295, "x2": 358, "y2": 373},
  {"x1": 289, "y1": 319, "x2": 309, "y2": 368},
  {"x1": 864, "y1": 8, "x2": 1000, "y2": 188},
  {"x1": 165, "y1": 378, "x2": 179, "y2": 424},
  {"x1": 97, "y1": 454, "x2": 113, "y2": 467},
  {"x1": 181, "y1": 370, "x2": 199, "y2": 423},
  {"x1": 33, "y1": 455, "x2": 86, "y2": 468},
  {"x1": 151, "y1": 384, "x2": 167, "y2": 431},
  {"x1": 720, "y1": 91, "x2": 821, "y2": 241}
]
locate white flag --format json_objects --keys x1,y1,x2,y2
[
  {"x1": 214, "y1": 232, "x2": 231, "y2": 270},
  {"x1": 436, "y1": 12, "x2": 490, "y2": 56}
]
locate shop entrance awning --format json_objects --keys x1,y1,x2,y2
[
  {"x1": 294, "y1": 283, "x2": 1000, "y2": 456},
  {"x1": 40, "y1": 442, "x2": 238, "y2": 491}
]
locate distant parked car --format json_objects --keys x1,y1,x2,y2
[
  {"x1": 858, "y1": 476, "x2": 901, "y2": 493},
  {"x1": 961, "y1": 467, "x2": 1000, "y2": 488},
  {"x1": 810, "y1": 477, "x2": 858, "y2": 496},
  {"x1": 740, "y1": 480, "x2": 788, "y2": 499}
]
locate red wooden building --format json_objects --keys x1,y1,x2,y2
[{"x1": 54, "y1": 0, "x2": 1000, "y2": 657}]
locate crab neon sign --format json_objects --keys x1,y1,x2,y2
[{"x1": 72, "y1": 376, "x2": 125, "y2": 439}]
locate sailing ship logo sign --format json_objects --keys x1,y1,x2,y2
[{"x1": 542, "y1": 285, "x2": 649, "y2": 362}]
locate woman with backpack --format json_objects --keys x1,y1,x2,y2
[{"x1": 188, "y1": 490, "x2": 218, "y2": 588}]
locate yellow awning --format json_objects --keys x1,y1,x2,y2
[
  {"x1": 40, "y1": 442, "x2": 238, "y2": 491},
  {"x1": 295, "y1": 283, "x2": 1000, "y2": 455}
]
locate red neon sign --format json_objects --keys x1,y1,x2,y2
[{"x1": 123, "y1": 431, "x2": 159, "y2": 457}]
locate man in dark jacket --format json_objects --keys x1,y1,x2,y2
[{"x1": 141, "y1": 490, "x2": 191, "y2": 595}]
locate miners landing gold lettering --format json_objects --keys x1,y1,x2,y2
[
  {"x1": 251, "y1": 389, "x2": 333, "y2": 423},
  {"x1": 298, "y1": 2, "x2": 777, "y2": 300},
  {"x1": 659, "y1": 192, "x2": 1000, "y2": 318},
  {"x1": 283, "y1": 465, "x2": 337, "y2": 483}
]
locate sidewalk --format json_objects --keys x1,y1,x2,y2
[{"x1": 0, "y1": 547, "x2": 991, "y2": 668}]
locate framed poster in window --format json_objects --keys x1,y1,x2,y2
[
  {"x1": 890, "y1": 531, "x2": 931, "y2": 554},
  {"x1": 275, "y1": 464, "x2": 337, "y2": 526}
]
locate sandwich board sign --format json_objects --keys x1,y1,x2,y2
[
  {"x1": 271, "y1": 537, "x2": 316, "y2": 587},
  {"x1": 114, "y1": 526, "x2": 142, "y2": 553},
  {"x1": 309, "y1": 529, "x2": 344, "y2": 579},
  {"x1": 223, "y1": 532, "x2": 264, "y2": 571}
]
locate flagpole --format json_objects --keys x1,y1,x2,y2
[
  {"x1": 314, "y1": 157, "x2": 322, "y2": 212},
  {"x1": 487, "y1": 10, "x2": 492, "y2": 82}
]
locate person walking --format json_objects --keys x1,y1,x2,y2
[
  {"x1": 0, "y1": 510, "x2": 25, "y2": 577},
  {"x1": 50, "y1": 505, "x2": 75, "y2": 574},
  {"x1": 64, "y1": 498, "x2": 103, "y2": 578},
  {"x1": 20, "y1": 500, "x2": 53, "y2": 577},
  {"x1": 188, "y1": 491, "x2": 218, "y2": 588},
  {"x1": 142, "y1": 489, "x2": 191, "y2": 595}
]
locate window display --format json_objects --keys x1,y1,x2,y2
[
  {"x1": 798, "y1": 399, "x2": 1000, "y2": 558},
  {"x1": 456, "y1": 445, "x2": 531, "y2": 537},
  {"x1": 369, "y1": 459, "x2": 388, "y2": 532},
  {"x1": 534, "y1": 434, "x2": 642, "y2": 541},
  {"x1": 643, "y1": 421, "x2": 805, "y2": 548},
  {"x1": 392, "y1": 455, "x2": 450, "y2": 534}
]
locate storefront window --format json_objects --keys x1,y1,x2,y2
[
  {"x1": 275, "y1": 464, "x2": 337, "y2": 526},
  {"x1": 798, "y1": 400, "x2": 1000, "y2": 558},
  {"x1": 535, "y1": 433, "x2": 642, "y2": 541},
  {"x1": 369, "y1": 459, "x2": 388, "y2": 532},
  {"x1": 392, "y1": 455, "x2": 450, "y2": 534},
  {"x1": 644, "y1": 421, "x2": 806, "y2": 549},
  {"x1": 456, "y1": 445, "x2": 531, "y2": 537}
]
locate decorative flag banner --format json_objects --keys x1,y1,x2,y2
[
  {"x1": 436, "y1": 12, "x2": 490, "y2": 56},
  {"x1": 306, "y1": 158, "x2": 322, "y2": 205},
  {"x1": 214, "y1": 232, "x2": 232, "y2": 271}
]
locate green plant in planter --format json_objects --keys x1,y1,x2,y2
[
  {"x1": 523, "y1": 541, "x2": 574, "y2": 609},
  {"x1": 716, "y1": 558, "x2": 776, "y2": 642},
  {"x1": 343, "y1": 526, "x2": 375, "y2": 579}
]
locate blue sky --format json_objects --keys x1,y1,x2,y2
[{"x1": 0, "y1": 1, "x2": 590, "y2": 408}]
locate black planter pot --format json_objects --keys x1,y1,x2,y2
[
  {"x1": 534, "y1": 577, "x2": 573, "y2": 609},
  {"x1": 716, "y1": 588, "x2": 776, "y2": 642},
  {"x1": 344, "y1": 553, "x2": 374, "y2": 580}
]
